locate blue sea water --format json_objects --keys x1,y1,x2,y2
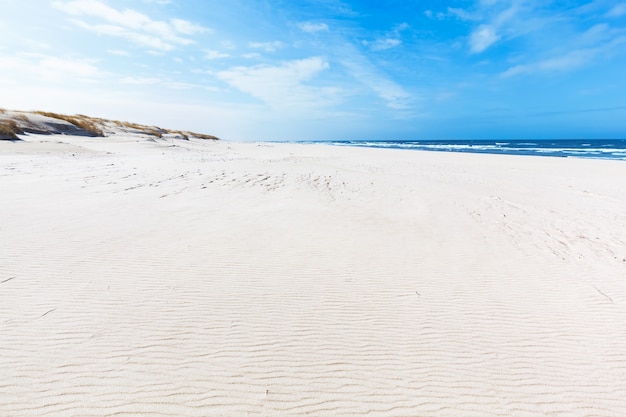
[{"x1": 305, "y1": 139, "x2": 626, "y2": 160}]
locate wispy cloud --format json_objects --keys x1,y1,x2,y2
[
  {"x1": 425, "y1": 6, "x2": 477, "y2": 21},
  {"x1": 170, "y1": 18, "x2": 205, "y2": 35},
  {"x1": 53, "y1": 0, "x2": 209, "y2": 51},
  {"x1": 502, "y1": 49, "x2": 594, "y2": 77},
  {"x1": 502, "y1": 33, "x2": 626, "y2": 77},
  {"x1": 501, "y1": 13, "x2": 626, "y2": 78},
  {"x1": 579, "y1": 23, "x2": 613, "y2": 45},
  {"x1": 248, "y1": 41, "x2": 284, "y2": 52},
  {"x1": 216, "y1": 57, "x2": 340, "y2": 110},
  {"x1": 447, "y1": 7, "x2": 476, "y2": 21},
  {"x1": 205, "y1": 49, "x2": 230, "y2": 60},
  {"x1": 120, "y1": 76, "x2": 218, "y2": 91},
  {"x1": 120, "y1": 76, "x2": 162, "y2": 85},
  {"x1": 36, "y1": 56, "x2": 102, "y2": 80},
  {"x1": 107, "y1": 49, "x2": 130, "y2": 56},
  {"x1": 607, "y1": 3, "x2": 626, "y2": 17},
  {"x1": 337, "y1": 45, "x2": 412, "y2": 112},
  {"x1": 314, "y1": 0, "x2": 358, "y2": 17},
  {"x1": 469, "y1": 24, "x2": 500, "y2": 53},
  {"x1": 0, "y1": 53, "x2": 102, "y2": 82},
  {"x1": 455, "y1": 1, "x2": 529, "y2": 54},
  {"x1": 363, "y1": 22, "x2": 408, "y2": 51},
  {"x1": 364, "y1": 38, "x2": 401, "y2": 51},
  {"x1": 299, "y1": 22, "x2": 329, "y2": 33}
]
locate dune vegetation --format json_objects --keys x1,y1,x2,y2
[
  {"x1": 0, "y1": 109, "x2": 219, "y2": 140},
  {"x1": 0, "y1": 119, "x2": 24, "y2": 140},
  {"x1": 33, "y1": 111, "x2": 105, "y2": 137}
]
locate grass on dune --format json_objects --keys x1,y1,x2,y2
[
  {"x1": 34, "y1": 111, "x2": 104, "y2": 137},
  {"x1": 186, "y1": 131, "x2": 218, "y2": 140},
  {"x1": 1, "y1": 109, "x2": 219, "y2": 140},
  {"x1": 114, "y1": 120, "x2": 165, "y2": 138},
  {"x1": 0, "y1": 120, "x2": 24, "y2": 139},
  {"x1": 14, "y1": 113, "x2": 30, "y2": 122},
  {"x1": 113, "y1": 120, "x2": 218, "y2": 140}
]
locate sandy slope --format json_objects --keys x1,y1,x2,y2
[{"x1": 1, "y1": 134, "x2": 626, "y2": 416}]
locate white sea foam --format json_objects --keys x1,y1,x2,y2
[{"x1": 322, "y1": 140, "x2": 626, "y2": 160}]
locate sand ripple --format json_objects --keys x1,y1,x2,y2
[{"x1": 2, "y1": 138, "x2": 626, "y2": 416}]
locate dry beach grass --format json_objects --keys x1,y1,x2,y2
[
  {"x1": 33, "y1": 111, "x2": 105, "y2": 137},
  {"x1": 0, "y1": 119, "x2": 23, "y2": 139},
  {"x1": 0, "y1": 109, "x2": 219, "y2": 140}
]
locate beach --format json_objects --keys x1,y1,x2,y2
[{"x1": 1, "y1": 133, "x2": 626, "y2": 416}]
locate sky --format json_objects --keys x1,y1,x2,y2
[{"x1": 1, "y1": 0, "x2": 626, "y2": 140}]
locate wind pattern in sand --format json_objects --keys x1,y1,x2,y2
[{"x1": 2, "y1": 134, "x2": 626, "y2": 416}]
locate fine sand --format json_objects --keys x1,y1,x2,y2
[{"x1": 1, "y1": 133, "x2": 626, "y2": 416}]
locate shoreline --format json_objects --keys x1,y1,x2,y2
[
  {"x1": 2, "y1": 134, "x2": 626, "y2": 416},
  {"x1": 285, "y1": 138, "x2": 626, "y2": 161}
]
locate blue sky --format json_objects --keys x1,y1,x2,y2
[{"x1": 1, "y1": 0, "x2": 626, "y2": 140}]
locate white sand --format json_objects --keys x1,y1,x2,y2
[{"x1": 1, "y1": 133, "x2": 626, "y2": 416}]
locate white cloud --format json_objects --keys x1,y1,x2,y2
[
  {"x1": 36, "y1": 56, "x2": 101, "y2": 80},
  {"x1": 205, "y1": 49, "x2": 230, "y2": 60},
  {"x1": 395, "y1": 22, "x2": 410, "y2": 32},
  {"x1": 216, "y1": 57, "x2": 339, "y2": 109},
  {"x1": 171, "y1": 18, "x2": 206, "y2": 35},
  {"x1": 120, "y1": 76, "x2": 162, "y2": 85},
  {"x1": 0, "y1": 53, "x2": 101, "y2": 82},
  {"x1": 469, "y1": 25, "x2": 500, "y2": 53},
  {"x1": 502, "y1": 49, "x2": 595, "y2": 77},
  {"x1": 69, "y1": 19, "x2": 176, "y2": 51},
  {"x1": 448, "y1": 7, "x2": 475, "y2": 21},
  {"x1": 492, "y1": 3, "x2": 521, "y2": 27},
  {"x1": 580, "y1": 23, "x2": 612, "y2": 45},
  {"x1": 107, "y1": 49, "x2": 130, "y2": 56},
  {"x1": 120, "y1": 76, "x2": 220, "y2": 92},
  {"x1": 363, "y1": 22, "x2": 407, "y2": 51},
  {"x1": 500, "y1": 19, "x2": 626, "y2": 77},
  {"x1": 248, "y1": 41, "x2": 284, "y2": 52},
  {"x1": 53, "y1": 0, "x2": 209, "y2": 51},
  {"x1": 338, "y1": 48, "x2": 412, "y2": 111},
  {"x1": 459, "y1": 1, "x2": 527, "y2": 53},
  {"x1": 366, "y1": 38, "x2": 401, "y2": 51},
  {"x1": 221, "y1": 40, "x2": 237, "y2": 50},
  {"x1": 298, "y1": 22, "x2": 330, "y2": 33},
  {"x1": 607, "y1": 3, "x2": 626, "y2": 17}
]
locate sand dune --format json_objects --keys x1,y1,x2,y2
[
  {"x1": 1, "y1": 132, "x2": 626, "y2": 416},
  {"x1": 0, "y1": 109, "x2": 219, "y2": 141}
]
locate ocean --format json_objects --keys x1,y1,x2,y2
[{"x1": 306, "y1": 139, "x2": 626, "y2": 160}]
